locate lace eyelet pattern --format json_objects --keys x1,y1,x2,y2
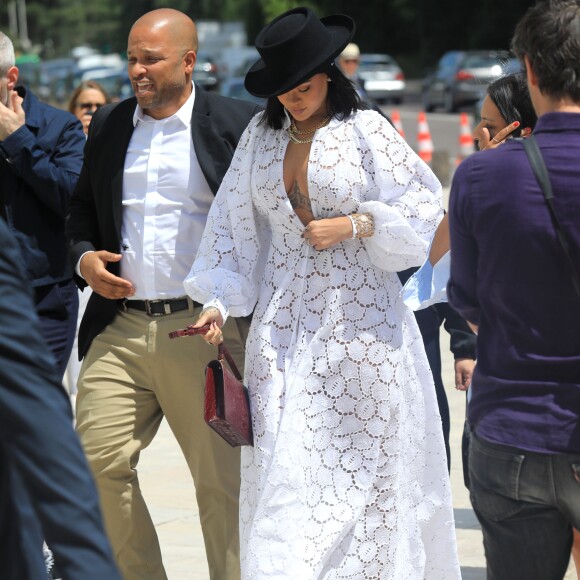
[{"x1": 185, "y1": 111, "x2": 460, "y2": 579}]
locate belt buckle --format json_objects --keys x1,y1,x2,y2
[{"x1": 144, "y1": 299, "x2": 170, "y2": 317}]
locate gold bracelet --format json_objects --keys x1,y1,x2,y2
[{"x1": 350, "y1": 213, "x2": 374, "y2": 238}]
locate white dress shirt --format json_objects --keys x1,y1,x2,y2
[{"x1": 121, "y1": 84, "x2": 214, "y2": 299}]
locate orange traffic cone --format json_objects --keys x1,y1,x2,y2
[
  {"x1": 457, "y1": 112, "x2": 474, "y2": 164},
  {"x1": 417, "y1": 111, "x2": 433, "y2": 164},
  {"x1": 391, "y1": 109, "x2": 405, "y2": 140}
]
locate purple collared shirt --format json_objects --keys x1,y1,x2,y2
[{"x1": 448, "y1": 112, "x2": 580, "y2": 454}]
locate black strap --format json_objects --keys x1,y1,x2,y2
[{"x1": 523, "y1": 136, "x2": 580, "y2": 300}]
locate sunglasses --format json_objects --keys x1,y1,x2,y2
[{"x1": 76, "y1": 102, "x2": 104, "y2": 110}]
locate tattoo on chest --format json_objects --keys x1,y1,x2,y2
[{"x1": 288, "y1": 181, "x2": 313, "y2": 213}]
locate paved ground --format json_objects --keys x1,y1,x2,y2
[{"x1": 137, "y1": 332, "x2": 577, "y2": 579}]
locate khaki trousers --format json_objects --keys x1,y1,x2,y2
[{"x1": 76, "y1": 302, "x2": 248, "y2": 580}]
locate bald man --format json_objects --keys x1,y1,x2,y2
[{"x1": 66, "y1": 9, "x2": 261, "y2": 580}]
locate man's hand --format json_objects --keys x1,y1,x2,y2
[
  {"x1": 455, "y1": 357, "x2": 476, "y2": 391},
  {"x1": 0, "y1": 90, "x2": 25, "y2": 141},
  {"x1": 80, "y1": 251, "x2": 134, "y2": 299}
]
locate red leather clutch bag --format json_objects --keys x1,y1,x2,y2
[{"x1": 168, "y1": 324, "x2": 253, "y2": 447}]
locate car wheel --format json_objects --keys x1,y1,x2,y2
[
  {"x1": 422, "y1": 91, "x2": 435, "y2": 112},
  {"x1": 392, "y1": 96, "x2": 403, "y2": 105},
  {"x1": 443, "y1": 90, "x2": 456, "y2": 113}
]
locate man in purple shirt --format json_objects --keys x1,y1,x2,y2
[{"x1": 448, "y1": 1, "x2": 580, "y2": 578}]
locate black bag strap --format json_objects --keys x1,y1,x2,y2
[{"x1": 522, "y1": 136, "x2": 580, "y2": 300}]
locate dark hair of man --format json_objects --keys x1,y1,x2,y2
[
  {"x1": 259, "y1": 64, "x2": 362, "y2": 129},
  {"x1": 511, "y1": 0, "x2": 580, "y2": 102},
  {"x1": 488, "y1": 72, "x2": 538, "y2": 133}
]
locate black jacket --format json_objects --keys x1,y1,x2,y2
[{"x1": 66, "y1": 85, "x2": 261, "y2": 359}]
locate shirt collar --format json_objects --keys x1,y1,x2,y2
[
  {"x1": 132, "y1": 82, "x2": 196, "y2": 127},
  {"x1": 533, "y1": 111, "x2": 580, "y2": 134}
]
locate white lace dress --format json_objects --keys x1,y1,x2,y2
[{"x1": 184, "y1": 110, "x2": 461, "y2": 579}]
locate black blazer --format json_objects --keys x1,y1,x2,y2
[{"x1": 66, "y1": 85, "x2": 261, "y2": 359}]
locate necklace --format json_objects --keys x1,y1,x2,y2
[{"x1": 288, "y1": 115, "x2": 331, "y2": 144}]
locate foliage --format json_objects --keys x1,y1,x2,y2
[{"x1": 1, "y1": 0, "x2": 535, "y2": 69}]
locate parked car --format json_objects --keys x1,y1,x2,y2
[
  {"x1": 37, "y1": 57, "x2": 77, "y2": 104},
  {"x1": 80, "y1": 67, "x2": 133, "y2": 101},
  {"x1": 358, "y1": 53, "x2": 405, "y2": 104},
  {"x1": 219, "y1": 76, "x2": 265, "y2": 107},
  {"x1": 217, "y1": 46, "x2": 260, "y2": 79},
  {"x1": 422, "y1": 50, "x2": 512, "y2": 113},
  {"x1": 193, "y1": 52, "x2": 219, "y2": 91},
  {"x1": 502, "y1": 57, "x2": 523, "y2": 75}
]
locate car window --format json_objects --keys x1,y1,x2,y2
[
  {"x1": 359, "y1": 57, "x2": 397, "y2": 72},
  {"x1": 461, "y1": 55, "x2": 506, "y2": 68}
]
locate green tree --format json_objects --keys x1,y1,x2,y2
[{"x1": 2, "y1": 0, "x2": 535, "y2": 72}]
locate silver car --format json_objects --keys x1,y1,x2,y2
[
  {"x1": 422, "y1": 50, "x2": 512, "y2": 113},
  {"x1": 358, "y1": 53, "x2": 406, "y2": 104}
]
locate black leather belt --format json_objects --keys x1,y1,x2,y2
[{"x1": 121, "y1": 297, "x2": 200, "y2": 317}]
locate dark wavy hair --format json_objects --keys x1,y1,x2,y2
[
  {"x1": 511, "y1": 0, "x2": 580, "y2": 102},
  {"x1": 488, "y1": 72, "x2": 537, "y2": 132},
  {"x1": 258, "y1": 64, "x2": 363, "y2": 130}
]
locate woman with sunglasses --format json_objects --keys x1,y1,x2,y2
[{"x1": 67, "y1": 80, "x2": 110, "y2": 136}]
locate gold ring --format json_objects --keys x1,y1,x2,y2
[{"x1": 491, "y1": 137, "x2": 500, "y2": 144}]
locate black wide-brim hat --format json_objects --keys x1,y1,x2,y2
[{"x1": 245, "y1": 7, "x2": 355, "y2": 98}]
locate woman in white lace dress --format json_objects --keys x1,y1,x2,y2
[{"x1": 185, "y1": 7, "x2": 460, "y2": 579}]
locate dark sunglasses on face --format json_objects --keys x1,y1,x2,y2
[{"x1": 77, "y1": 102, "x2": 104, "y2": 110}]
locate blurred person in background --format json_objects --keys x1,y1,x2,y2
[
  {"x1": 337, "y1": 42, "x2": 391, "y2": 120},
  {"x1": 448, "y1": 1, "x2": 580, "y2": 577},
  {"x1": 0, "y1": 31, "x2": 85, "y2": 380},
  {"x1": 68, "y1": 80, "x2": 111, "y2": 136},
  {"x1": 337, "y1": 42, "x2": 363, "y2": 85}
]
